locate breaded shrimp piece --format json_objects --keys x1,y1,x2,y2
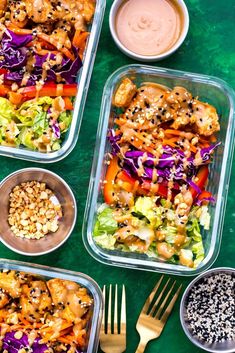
[
  {"x1": 113, "y1": 78, "x2": 137, "y2": 108},
  {"x1": 0, "y1": 0, "x2": 7, "y2": 18},
  {"x1": 191, "y1": 101, "x2": 220, "y2": 136}
]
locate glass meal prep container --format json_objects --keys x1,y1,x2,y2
[
  {"x1": 0, "y1": 0, "x2": 106, "y2": 163},
  {"x1": 83, "y1": 64, "x2": 235, "y2": 276},
  {"x1": 0, "y1": 258, "x2": 103, "y2": 353}
]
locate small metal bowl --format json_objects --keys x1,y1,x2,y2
[
  {"x1": 180, "y1": 267, "x2": 235, "y2": 353},
  {"x1": 0, "y1": 168, "x2": 77, "y2": 256},
  {"x1": 109, "y1": 0, "x2": 189, "y2": 62}
]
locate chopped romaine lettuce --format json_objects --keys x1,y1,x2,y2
[
  {"x1": 58, "y1": 111, "x2": 72, "y2": 132},
  {"x1": 93, "y1": 207, "x2": 118, "y2": 236},
  {"x1": 134, "y1": 196, "x2": 162, "y2": 227},
  {"x1": 0, "y1": 97, "x2": 15, "y2": 125},
  {"x1": 199, "y1": 205, "x2": 210, "y2": 230},
  {"x1": 192, "y1": 241, "x2": 205, "y2": 267},
  {"x1": 94, "y1": 233, "x2": 116, "y2": 250}
]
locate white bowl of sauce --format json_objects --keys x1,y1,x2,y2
[{"x1": 109, "y1": 0, "x2": 189, "y2": 61}]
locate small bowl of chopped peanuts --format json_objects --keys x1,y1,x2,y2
[
  {"x1": 0, "y1": 168, "x2": 77, "y2": 256},
  {"x1": 180, "y1": 267, "x2": 235, "y2": 353}
]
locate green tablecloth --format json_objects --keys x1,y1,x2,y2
[{"x1": 0, "y1": 1, "x2": 235, "y2": 352}]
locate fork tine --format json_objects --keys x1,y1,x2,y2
[
  {"x1": 120, "y1": 285, "x2": 126, "y2": 334},
  {"x1": 148, "y1": 278, "x2": 170, "y2": 316},
  {"x1": 114, "y1": 284, "x2": 118, "y2": 334},
  {"x1": 141, "y1": 275, "x2": 164, "y2": 314},
  {"x1": 160, "y1": 284, "x2": 182, "y2": 324},
  {"x1": 107, "y1": 284, "x2": 112, "y2": 333},
  {"x1": 154, "y1": 280, "x2": 176, "y2": 319},
  {"x1": 101, "y1": 286, "x2": 106, "y2": 333}
]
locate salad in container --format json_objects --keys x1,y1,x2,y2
[
  {"x1": 0, "y1": 259, "x2": 103, "y2": 353},
  {"x1": 0, "y1": 0, "x2": 105, "y2": 161},
  {"x1": 83, "y1": 65, "x2": 235, "y2": 275}
]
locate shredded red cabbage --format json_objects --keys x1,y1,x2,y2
[
  {"x1": 1, "y1": 29, "x2": 82, "y2": 85},
  {"x1": 51, "y1": 121, "x2": 61, "y2": 139},
  {"x1": 108, "y1": 128, "x2": 220, "y2": 201},
  {"x1": 3, "y1": 332, "x2": 48, "y2": 353},
  {"x1": 2, "y1": 332, "x2": 84, "y2": 353}
]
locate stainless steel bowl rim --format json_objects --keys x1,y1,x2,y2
[
  {"x1": 180, "y1": 267, "x2": 235, "y2": 353},
  {"x1": 0, "y1": 167, "x2": 77, "y2": 256}
]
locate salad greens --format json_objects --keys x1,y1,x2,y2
[
  {"x1": 94, "y1": 196, "x2": 208, "y2": 268},
  {"x1": 0, "y1": 96, "x2": 72, "y2": 151},
  {"x1": 93, "y1": 80, "x2": 220, "y2": 268}
]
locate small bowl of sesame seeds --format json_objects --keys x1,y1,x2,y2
[
  {"x1": 0, "y1": 168, "x2": 77, "y2": 256},
  {"x1": 180, "y1": 267, "x2": 235, "y2": 353}
]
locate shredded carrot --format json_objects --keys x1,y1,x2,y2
[
  {"x1": 6, "y1": 25, "x2": 33, "y2": 34},
  {"x1": 73, "y1": 31, "x2": 89, "y2": 49},
  {"x1": 210, "y1": 134, "x2": 217, "y2": 143},
  {"x1": 8, "y1": 91, "x2": 23, "y2": 105},
  {"x1": 163, "y1": 138, "x2": 178, "y2": 148},
  {"x1": 114, "y1": 118, "x2": 126, "y2": 126},
  {"x1": 164, "y1": 129, "x2": 195, "y2": 139},
  {"x1": 37, "y1": 33, "x2": 75, "y2": 61},
  {"x1": 20, "y1": 316, "x2": 32, "y2": 326},
  {"x1": 63, "y1": 97, "x2": 74, "y2": 110}
]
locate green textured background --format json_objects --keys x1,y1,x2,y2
[{"x1": 0, "y1": 1, "x2": 235, "y2": 352}]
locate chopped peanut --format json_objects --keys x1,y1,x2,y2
[{"x1": 8, "y1": 181, "x2": 62, "y2": 239}]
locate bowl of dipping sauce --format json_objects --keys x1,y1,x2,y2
[
  {"x1": 0, "y1": 168, "x2": 77, "y2": 256},
  {"x1": 180, "y1": 267, "x2": 235, "y2": 353},
  {"x1": 109, "y1": 0, "x2": 189, "y2": 61}
]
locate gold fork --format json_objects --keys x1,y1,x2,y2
[
  {"x1": 100, "y1": 284, "x2": 126, "y2": 353},
  {"x1": 135, "y1": 276, "x2": 182, "y2": 353}
]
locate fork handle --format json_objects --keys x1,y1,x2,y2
[{"x1": 135, "y1": 340, "x2": 148, "y2": 353}]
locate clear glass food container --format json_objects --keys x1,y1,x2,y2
[
  {"x1": 83, "y1": 64, "x2": 235, "y2": 276},
  {"x1": 0, "y1": 258, "x2": 103, "y2": 353},
  {"x1": 0, "y1": 0, "x2": 106, "y2": 163}
]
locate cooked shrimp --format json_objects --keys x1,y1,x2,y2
[
  {"x1": 157, "y1": 242, "x2": 175, "y2": 259},
  {"x1": 47, "y1": 279, "x2": 92, "y2": 322},
  {"x1": 9, "y1": 1, "x2": 28, "y2": 28},
  {"x1": 60, "y1": 0, "x2": 95, "y2": 23},
  {"x1": 50, "y1": 28, "x2": 72, "y2": 50},
  {"x1": 0, "y1": 289, "x2": 9, "y2": 309},
  {"x1": 20, "y1": 280, "x2": 52, "y2": 322},
  {"x1": 0, "y1": 0, "x2": 7, "y2": 18},
  {"x1": 174, "y1": 187, "x2": 193, "y2": 226},
  {"x1": 24, "y1": 0, "x2": 55, "y2": 23},
  {"x1": 0, "y1": 271, "x2": 21, "y2": 298},
  {"x1": 113, "y1": 78, "x2": 137, "y2": 108},
  {"x1": 191, "y1": 101, "x2": 220, "y2": 136}
]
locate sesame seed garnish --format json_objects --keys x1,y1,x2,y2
[{"x1": 186, "y1": 272, "x2": 235, "y2": 344}]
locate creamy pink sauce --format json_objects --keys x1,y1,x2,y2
[{"x1": 116, "y1": 0, "x2": 183, "y2": 56}]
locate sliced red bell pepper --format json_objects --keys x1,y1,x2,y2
[
  {"x1": 0, "y1": 69, "x2": 8, "y2": 75},
  {"x1": 19, "y1": 83, "x2": 77, "y2": 98},
  {"x1": 103, "y1": 156, "x2": 120, "y2": 204},
  {"x1": 197, "y1": 190, "x2": 213, "y2": 205},
  {"x1": 117, "y1": 170, "x2": 169, "y2": 198},
  {"x1": 190, "y1": 165, "x2": 209, "y2": 199}
]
